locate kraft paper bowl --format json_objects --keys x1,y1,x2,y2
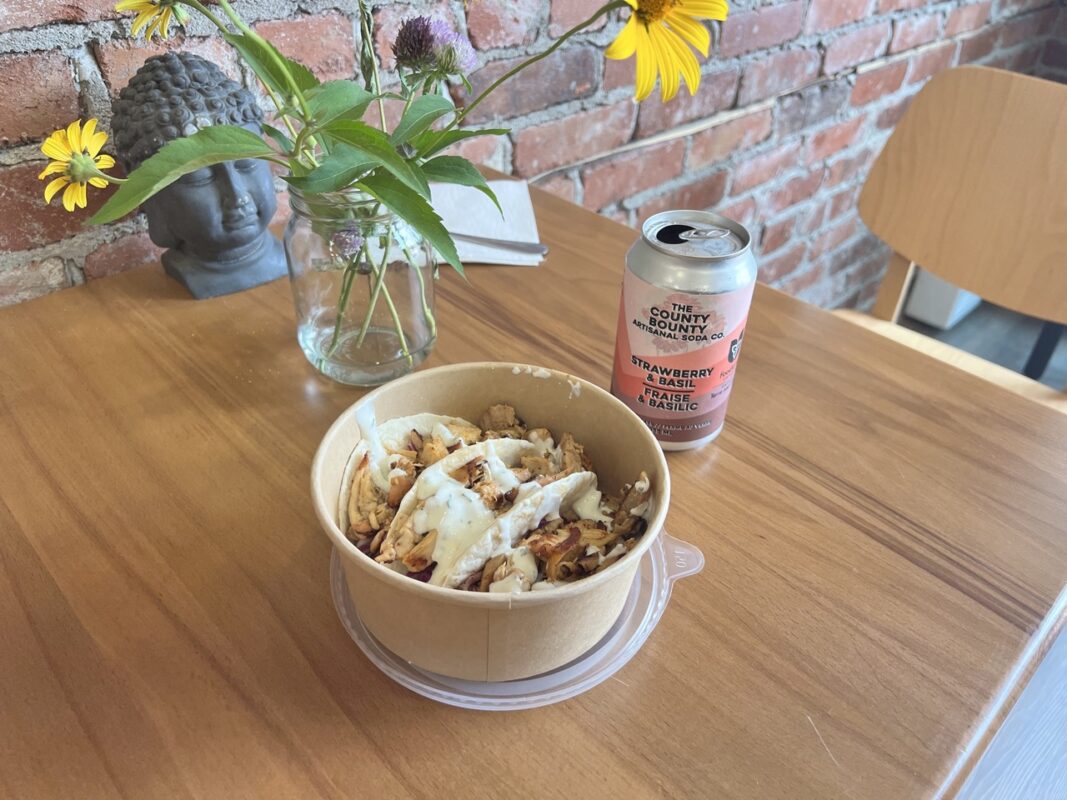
[{"x1": 311, "y1": 362, "x2": 671, "y2": 682}]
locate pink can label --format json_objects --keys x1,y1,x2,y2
[{"x1": 611, "y1": 270, "x2": 754, "y2": 444}]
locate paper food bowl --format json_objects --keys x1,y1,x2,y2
[{"x1": 311, "y1": 362, "x2": 671, "y2": 682}]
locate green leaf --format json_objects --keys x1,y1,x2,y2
[
  {"x1": 88, "y1": 126, "x2": 276, "y2": 224},
  {"x1": 284, "y1": 144, "x2": 377, "y2": 193},
  {"x1": 421, "y1": 156, "x2": 500, "y2": 214},
  {"x1": 389, "y1": 94, "x2": 455, "y2": 146},
  {"x1": 357, "y1": 172, "x2": 463, "y2": 276},
  {"x1": 222, "y1": 32, "x2": 318, "y2": 95},
  {"x1": 321, "y1": 120, "x2": 430, "y2": 198},
  {"x1": 413, "y1": 127, "x2": 508, "y2": 159},
  {"x1": 261, "y1": 122, "x2": 294, "y2": 153},
  {"x1": 307, "y1": 80, "x2": 374, "y2": 128}
]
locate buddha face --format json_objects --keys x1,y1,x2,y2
[{"x1": 143, "y1": 130, "x2": 276, "y2": 263}]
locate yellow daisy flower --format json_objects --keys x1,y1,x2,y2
[
  {"x1": 606, "y1": 0, "x2": 730, "y2": 102},
  {"x1": 114, "y1": 0, "x2": 187, "y2": 40},
  {"x1": 39, "y1": 120, "x2": 117, "y2": 213}
]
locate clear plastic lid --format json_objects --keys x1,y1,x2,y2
[{"x1": 330, "y1": 532, "x2": 704, "y2": 711}]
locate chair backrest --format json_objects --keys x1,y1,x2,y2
[{"x1": 859, "y1": 66, "x2": 1067, "y2": 325}]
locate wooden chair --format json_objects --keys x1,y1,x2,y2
[{"x1": 836, "y1": 65, "x2": 1067, "y2": 413}]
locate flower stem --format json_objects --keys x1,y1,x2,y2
[
  {"x1": 403, "y1": 242, "x2": 436, "y2": 339},
  {"x1": 447, "y1": 1, "x2": 626, "y2": 129},
  {"x1": 325, "y1": 242, "x2": 367, "y2": 358},
  {"x1": 356, "y1": 0, "x2": 389, "y2": 131}
]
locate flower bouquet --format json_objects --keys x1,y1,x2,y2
[{"x1": 40, "y1": 0, "x2": 729, "y2": 385}]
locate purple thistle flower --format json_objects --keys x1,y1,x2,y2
[
  {"x1": 393, "y1": 16, "x2": 436, "y2": 71},
  {"x1": 392, "y1": 15, "x2": 476, "y2": 75},
  {"x1": 428, "y1": 18, "x2": 477, "y2": 73},
  {"x1": 330, "y1": 228, "x2": 364, "y2": 262}
]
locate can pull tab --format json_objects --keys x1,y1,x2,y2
[{"x1": 680, "y1": 227, "x2": 732, "y2": 242}]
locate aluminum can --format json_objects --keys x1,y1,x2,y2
[{"x1": 610, "y1": 210, "x2": 758, "y2": 450}]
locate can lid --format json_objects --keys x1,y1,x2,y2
[{"x1": 642, "y1": 210, "x2": 750, "y2": 260}]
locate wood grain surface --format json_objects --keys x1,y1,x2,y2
[
  {"x1": 860, "y1": 66, "x2": 1067, "y2": 326},
  {"x1": 2, "y1": 187, "x2": 1067, "y2": 799}
]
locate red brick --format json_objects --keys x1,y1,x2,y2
[
  {"x1": 732, "y1": 141, "x2": 804, "y2": 195},
  {"x1": 455, "y1": 47, "x2": 596, "y2": 123},
  {"x1": 777, "y1": 78, "x2": 852, "y2": 134},
  {"x1": 532, "y1": 174, "x2": 578, "y2": 203},
  {"x1": 945, "y1": 2, "x2": 991, "y2": 36},
  {"x1": 256, "y1": 13, "x2": 355, "y2": 81},
  {"x1": 890, "y1": 13, "x2": 941, "y2": 54},
  {"x1": 805, "y1": 0, "x2": 872, "y2": 34},
  {"x1": 807, "y1": 117, "x2": 865, "y2": 163},
  {"x1": 997, "y1": 0, "x2": 1055, "y2": 15},
  {"x1": 93, "y1": 36, "x2": 237, "y2": 96},
  {"x1": 824, "y1": 22, "x2": 893, "y2": 75},
  {"x1": 604, "y1": 207, "x2": 633, "y2": 226},
  {"x1": 0, "y1": 0, "x2": 116, "y2": 33},
  {"x1": 875, "y1": 93, "x2": 913, "y2": 128},
  {"x1": 512, "y1": 100, "x2": 635, "y2": 176},
  {"x1": 828, "y1": 184, "x2": 862, "y2": 220},
  {"x1": 799, "y1": 198, "x2": 829, "y2": 234},
  {"x1": 958, "y1": 27, "x2": 1000, "y2": 63},
  {"x1": 720, "y1": 2, "x2": 806, "y2": 58},
  {"x1": 636, "y1": 66, "x2": 739, "y2": 136},
  {"x1": 466, "y1": 0, "x2": 541, "y2": 49},
  {"x1": 876, "y1": 0, "x2": 926, "y2": 11},
  {"x1": 994, "y1": 41, "x2": 1044, "y2": 73},
  {"x1": 0, "y1": 257, "x2": 70, "y2": 307},
  {"x1": 716, "y1": 197, "x2": 758, "y2": 228},
  {"x1": 636, "y1": 171, "x2": 729, "y2": 219},
  {"x1": 0, "y1": 52, "x2": 79, "y2": 144},
  {"x1": 811, "y1": 215, "x2": 859, "y2": 258},
  {"x1": 760, "y1": 215, "x2": 797, "y2": 254},
  {"x1": 779, "y1": 263, "x2": 826, "y2": 297},
  {"x1": 603, "y1": 57, "x2": 633, "y2": 91},
  {"x1": 83, "y1": 232, "x2": 162, "y2": 280},
  {"x1": 851, "y1": 60, "x2": 908, "y2": 106},
  {"x1": 1000, "y1": 9, "x2": 1055, "y2": 49},
  {"x1": 580, "y1": 140, "x2": 685, "y2": 210},
  {"x1": 688, "y1": 109, "x2": 774, "y2": 169},
  {"x1": 907, "y1": 41, "x2": 957, "y2": 83},
  {"x1": 549, "y1": 0, "x2": 608, "y2": 36},
  {"x1": 761, "y1": 169, "x2": 824, "y2": 215},
  {"x1": 824, "y1": 146, "x2": 875, "y2": 187},
  {"x1": 0, "y1": 163, "x2": 110, "y2": 252},
  {"x1": 759, "y1": 242, "x2": 808, "y2": 282},
  {"x1": 441, "y1": 131, "x2": 503, "y2": 165},
  {"x1": 739, "y1": 50, "x2": 821, "y2": 106}
]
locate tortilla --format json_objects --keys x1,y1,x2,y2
[
  {"x1": 376, "y1": 438, "x2": 539, "y2": 570},
  {"x1": 435, "y1": 470, "x2": 599, "y2": 588}
]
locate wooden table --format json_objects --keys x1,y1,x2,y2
[{"x1": 2, "y1": 189, "x2": 1066, "y2": 800}]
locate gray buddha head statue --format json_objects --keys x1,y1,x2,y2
[{"x1": 111, "y1": 52, "x2": 285, "y2": 298}]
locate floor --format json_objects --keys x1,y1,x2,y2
[{"x1": 900, "y1": 302, "x2": 1067, "y2": 389}]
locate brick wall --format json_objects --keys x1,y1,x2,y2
[{"x1": 0, "y1": 0, "x2": 1061, "y2": 307}]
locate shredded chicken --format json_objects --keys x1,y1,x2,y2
[
  {"x1": 478, "y1": 555, "x2": 507, "y2": 592},
  {"x1": 401, "y1": 529, "x2": 437, "y2": 573},
  {"x1": 480, "y1": 403, "x2": 526, "y2": 438},
  {"x1": 418, "y1": 433, "x2": 450, "y2": 466},
  {"x1": 387, "y1": 457, "x2": 416, "y2": 507},
  {"x1": 613, "y1": 471, "x2": 652, "y2": 538},
  {"x1": 445, "y1": 420, "x2": 482, "y2": 443},
  {"x1": 347, "y1": 454, "x2": 393, "y2": 539}
]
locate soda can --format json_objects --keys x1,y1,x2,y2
[{"x1": 610, "y1": 210, "x2": 757, "y2": 451}]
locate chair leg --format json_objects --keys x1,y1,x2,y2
[{"x1": 1022, "y1": 322, "x2": 1064, "y2": 380}]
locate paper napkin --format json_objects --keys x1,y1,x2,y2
[{"x1": 430, "y1": 180, "x2": 545, "y2": 267}]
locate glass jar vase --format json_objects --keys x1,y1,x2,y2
[{"x1": 284, "y1": 188, "x2": 436, "y2": 386}]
